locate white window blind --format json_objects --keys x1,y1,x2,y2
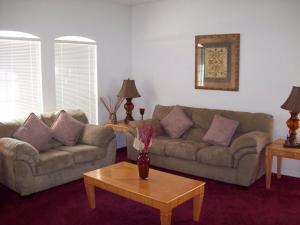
[
  {"x1": 54, "y1": 37, "x2": 98, "y2": 124},
  {"x1": 0, "y1": 33, "x2": 43, "y2": 121}
]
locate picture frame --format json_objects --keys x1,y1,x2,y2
[{"x1": 195, "y1": 33, "x2": 240, "y2": 91}]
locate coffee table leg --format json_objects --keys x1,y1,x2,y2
[
  {"x1": 85, "y1": 183, "x2": 96, "y2": 209},
  {"x1": 193, "y1": 193, "x2": 204, "y2": 221},
  {"x1": 160, "y1": 209, "x2": 171, "y2": 225}
]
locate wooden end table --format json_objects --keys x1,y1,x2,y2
[
  {"x1": 84, "y1": 162, "x2": 205, "y2": 225},
  {"x1": 265, "y1": 138, "x2": 300, "y2": 189},
  {"x1": 104, "y1": 122, "x2": 128, "y2": 133}
]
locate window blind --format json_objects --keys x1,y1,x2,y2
[
  {"x1": 0, "y1": 37, "x2": 42, "y2": 121},
  {"x1": 54, "y1": 40, "x2": 98, "y2": 124}
]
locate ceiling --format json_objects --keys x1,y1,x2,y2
[{"x1": 110, "y1": 0, "x2": 161, "y2": 6}]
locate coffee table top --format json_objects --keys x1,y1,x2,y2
[{"x1": 84, "y1": 162, "x2": 205, "y2": 204}]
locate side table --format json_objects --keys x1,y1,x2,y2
[
  {"x1": 104, "y1": 122, "x2": 128, "y2": 133},
  {"x1": 265, "y1": 138, "x2": 300, "y2": 189}
]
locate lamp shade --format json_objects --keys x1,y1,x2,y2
[
  {"x1": 281, "y1": 86, "x2": 300, "y2": 112},
  {"x1": 117, "y1": 79, "x2": 141, "y2": 98}
]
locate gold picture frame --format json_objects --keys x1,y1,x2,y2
[{"x1": 195, "y1": 34, "x2": 240, "y2": 91}]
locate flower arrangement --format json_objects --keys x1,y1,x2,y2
[
  {"x1": 100, "y1": 96, "x2": 124, "y2": 124},
  {"x1": 133, "y1": 123, "x2": 154, "y2": 153},
  {"x1": 133, "y1": 122, "x2": 154, "y2": 179}
]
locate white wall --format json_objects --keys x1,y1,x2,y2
[
  {"x1": 131, "y1": 0, "x2": 300, "y2": 177},
  {"x1": 0, "y1": 0, "x2": 131, "y2": 126}
]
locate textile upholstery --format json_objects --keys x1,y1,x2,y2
[
  {"x1": 160, "y1": 106, "x2": 193, "y2": 138},
  {"x1": 13, "y1": 113, "x2": 52, "y2": 151},
  {"x1": 202, "y1": 114, "x2": 239, "y2": 147},
  {"x1": 126, "y1": 105, "x2": 273, "y2": 187},
  {"x1": 51, "y1": 111, "x2": 85, "y2": 146},
  {"x1": 0, "y1": 110, "x2": 116, "y2": 196}
]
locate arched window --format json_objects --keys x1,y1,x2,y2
[
  {"x1": 0, "y1": 31, "x2": 42, "y2": 121},
  {"x1": 54, "y1": 36, "x2": 98, "y2": 124}
]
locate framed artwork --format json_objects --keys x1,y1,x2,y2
[{"x1": 195, "y1": 34, "x2": 240, "y2": 91}]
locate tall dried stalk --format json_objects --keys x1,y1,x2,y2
[{"x1": 100, "y1": 96, "x2": 124, "y2": 113}]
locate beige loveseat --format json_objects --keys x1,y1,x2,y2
[
  {"x1": 0, "y1": 110, "x2": 116, "y2": 196},
  {"x1": 126, "y1": 105, "x2": 273, "y2": 187}
]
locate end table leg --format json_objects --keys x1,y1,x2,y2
[
  {"x1": 265, "y1": 151, "x2": 273, "y2": 190},
  {"x1": 160, "y1": 210, "x2": 171, "y2": 225},
  {"x1": 277, "y1": 156, "x2": 282, "y2": 179},
  {"x1": 193, "y1": 192, "x2": 204, "y2": 222},
  {"x1": 85, "y1": 183, "x2": 96, "y2": 209}
]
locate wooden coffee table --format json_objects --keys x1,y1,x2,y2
[{"x1": 84, "y1": 162, "x2": 205, "y2": 225}]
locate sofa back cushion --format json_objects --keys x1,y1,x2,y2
[
  {"x1": 41, "y1": 109, "x2": 89, "y2": 127},
  {"x1": 152, "y1": 105, "x2": 273, "y2": 136},
  {"x1": 152, "y1": 105, "x2": 193, "y2": 121},
  {"x1": 0, "y1": 121, "x2": 22, "y2": 138},
  {"x1": 0, "y1": 109, "x2": 89, "y2": 141}
]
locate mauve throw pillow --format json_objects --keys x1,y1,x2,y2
[
  {"x1": 160, "y1": 106, "x2": 193, "y2": 138},
  {"x1": 51, "y1": 110, "x2": 85, "y2": 146},
  {"x1": 202, "y1": 114, "x2": 239, "y2": 147},
  {"x1": 13, "y1": 113, "x2": 52, "y2": 151}
]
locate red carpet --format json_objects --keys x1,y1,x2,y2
[{"x1": 1, "y1": 148, "x2": 300, "y2": 225}]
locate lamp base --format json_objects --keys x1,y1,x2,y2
[
  {"x1": 283, "y1": 140, "x2": 300, "y2": 149},
  {"x1": 124, "y1": 98, "x2": 134, "y2": 124},
  {"x1": 285, "y1": 111, "x2": 299, "y2": 147}
]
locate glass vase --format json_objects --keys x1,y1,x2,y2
[
  {"x1": 109, "y1": 112, "x2": 117, "y2": 124},
  {"x1": 137, "y1": 151, "x2": 150, "y2": 179}
]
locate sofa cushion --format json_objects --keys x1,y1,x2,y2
[
  {"x1": 160, "y1": 106, "x2": 193, "y2": 139},
  {"x1": 202, "y1": 115, "x2": 239, "y2": 147},
  {"x1": 165, "y1": 139, "x2": 208, "y2": 161},
  {"x1": 51, "y1": 111, "x2": 85, "y2": 146},
  {"x1": 41, "y1": 109, "x2": 89, "y2": 127},
  {"x1": 80, "y1": 125, "x2": 115, "y2": 148},
  {"x1": 0, "y1": 121, "x2": 22, "y2": 138},
  {"x1": 149, "y1": 136, "x2": 170, "y2": 156},
  {"x1": 37, "y1": 149, "x2": 74, "y2": 175},
  {"x1": 196, "y1": 146, "x2": 233, "y2": 168},
  {"x1": 57, "y1": 144, "x2": 106, "y2": 163},
  {"x1": 183, "y1": 127, "x2": 207, "y2": 143},
  {"x1": 13, "y1": 113, "x2": 52, "y2": 151}
]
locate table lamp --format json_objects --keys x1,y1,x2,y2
[
  {"x1": 281, "y1": 86, "x2": 300, "y2": 148},
  {"x1": 117, "y1": 79, "x2": 141, "y2": 124}
]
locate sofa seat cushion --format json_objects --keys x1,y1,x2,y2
[
  {"x1": 196, "y1": 146, "x2": 233, "y2": 168},
  {"x1": 149, "y1": 136, "x2": 170, "y2": 156},
  {"x1": 57, "y1": 145, "x2": 105, "y2": 163},
  {"x1": 37, "y1": 149, "x2": 74, "y2": 175},
  {"x1": 165, "y1": 140, "x2": 209, "y2": 161}
]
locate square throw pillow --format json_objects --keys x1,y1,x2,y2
[
  {"x1": 13, "y1": 113, "x2": 52, "y2": 151},
  {"x1": 160, "y1": 106, "x2": 193, "y2": 138},
  {"x1": 51, "y1": 110, "x2": 85, "y2": 146},
  {"x1": 202, "y1": 114, "x2": 239, "y2": 147}
]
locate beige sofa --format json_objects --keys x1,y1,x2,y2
[
  {"x1": 0, "y1": 110, "x2": 116, "y2": 196},
  {"x1": 126, "y1": 105, "x2": 273, "y2": 187}
]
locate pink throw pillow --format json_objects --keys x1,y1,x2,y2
[
  {"x1": 13, "y1": 113, "x2": 52, "y2": 151},
  {"x1": 202, "y1": 114, "x2": 239, "y2": 147},
  {"x1": 160, "y1": 106, "x2": 193, "y2": 138},
  {"x1": 51, "y1": 110, "x2": 85, "y2": 146}
]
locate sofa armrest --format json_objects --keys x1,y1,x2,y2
[
  {"x1": 229, "y1": 131, "x2": 271, "y2": 155},
  {"x1": 0, "y1": 137, "x2": 39, "y2": 166},
  {"x1": 80, "y1": 124, "x2": 115, "y2": 148}
]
